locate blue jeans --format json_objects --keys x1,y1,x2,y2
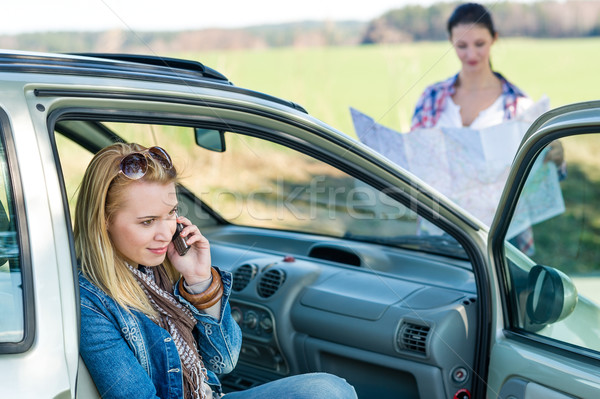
[{"x1": 222, "y1": 373, "x2": 357, "y2": 399}]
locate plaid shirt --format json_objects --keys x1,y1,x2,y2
[
  {"x1": 410, "y1": 72, "x2": 528, "y2": 130},
  {"x1": 410, "y1": 72, "x2": 538, "y2": 255}
]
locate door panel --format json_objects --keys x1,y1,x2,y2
[
  {"x1": 499, "y1": 377, "x2": 576, "y2": 399},
  {"x1": 501, "y1": 134, "x2": 600, "y2": 350},
  {"x1": 489, "y1": 103, "x2": 600, "y2": 399}
]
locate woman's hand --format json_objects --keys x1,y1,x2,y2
[
  {"x1": 167, "y1": 215, "x2": 212, "y2": 285},
  {"x1": 544, "y1": 140, "x2": 565, "y2": 167}
]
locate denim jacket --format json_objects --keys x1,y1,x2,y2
[{"x1": 79, "y1": 267, "x2": 242, "y2": 398}]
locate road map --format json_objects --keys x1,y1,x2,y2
[{"x1": 351, "y1": 99, "x2": 564, "y2": 238}]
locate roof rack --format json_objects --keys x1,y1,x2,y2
[
  {"x1": 0, "y1": 51, "x2": 308, "y2": 114},
  {"x1": 69, "y1": 53, "x2": 229, "y2": 81}
]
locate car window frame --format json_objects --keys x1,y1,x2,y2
[
  {"x1": 0, "y1": 107, "x2": 35, "y2": 354},
  {"x1": 48, "y1": 106, "x2": 473, "y2": 248},
  {"x1": 47, "y1": 104, "x2": 495, "y2": 398},
  {"x1": 491, "y1": 125, "x2": 600, "y2": 361}
]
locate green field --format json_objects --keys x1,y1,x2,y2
[{"x1": 177, "y1": 37, "x2": 600, "y2": 135}]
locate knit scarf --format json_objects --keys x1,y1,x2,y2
[{"x1": 127, "y1": 263, "x2": 209, "y2": 399}]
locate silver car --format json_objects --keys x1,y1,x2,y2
[{"x1": 0, "y1": 51, "x2": 599, "y2": 398}]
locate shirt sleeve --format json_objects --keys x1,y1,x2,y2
[
  {"x1": 183, "y1": 275, "x2": 222, "y2": 319},
  {"x1": 410, "y1": 89, "x2": 430, "y2": 130}
]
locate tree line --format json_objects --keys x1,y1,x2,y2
[
  {"x1": 363, "y1": 1, "x2": 600, "y2": 43},
  {"x1": 0, "y1": 1, "x2": 598, "y2": 53}
]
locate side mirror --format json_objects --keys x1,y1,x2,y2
[
  {"x1": 194, "y1": 128, "x2": 226, "y2": 152},
  {"x1": 526, "y1": 265, "x2": 578, "y2": 325}
]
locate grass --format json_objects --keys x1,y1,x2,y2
[
  {"x1": 531, "y1": 135, "x2": 600, "y2": 274},
  {"x1": 177, "y1": 37, "x2": 600, "y2": 135}
]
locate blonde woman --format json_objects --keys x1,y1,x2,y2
[{"x1": 76, "y1": 142, "x2": 356, "y2": 399}]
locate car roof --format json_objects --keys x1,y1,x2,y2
[{"x1": 0, "y1": 50, "x2": 308, "y2": 114}]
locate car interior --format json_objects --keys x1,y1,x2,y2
[{"x1": 52, "y1": 113, "x2": 480, "y2": 399}]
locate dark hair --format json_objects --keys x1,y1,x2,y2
[{"x1": 447, "y1": 3, "x2": 496, "y2": 37}]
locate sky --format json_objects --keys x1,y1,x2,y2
[{"x1": 0, "y1": 0, "x2": 535, "y2": 35}]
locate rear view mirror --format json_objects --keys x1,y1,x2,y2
[
  {"x1": 194, "y1": 128, "x2": 226, "y2": 152},
  {"x1": 526, "y1": 265, "x2": 578, "y2": 325}
]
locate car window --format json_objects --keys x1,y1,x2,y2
[
  {"x1": 115, "y1": 122, "x2": 470, "y2": 258},
  {"x1": 0, "y1": 136, "x2": 23, "y2": 343},
  {"x1": 54, "y1": 119, "x2": 467, "y2": 259},
  {"x1": 503, "y1": 133, "x2": 600, "y2": 353}
]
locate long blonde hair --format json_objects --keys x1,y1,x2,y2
[{"x1": 74, "y1": 142, "x2": 179, "y2": 316}]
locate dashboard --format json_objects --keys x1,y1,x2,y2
[{"x1": 205, "y1": 225, "x2": 478, "y2": 398}]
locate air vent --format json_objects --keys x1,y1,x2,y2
[
  {"x1": 397, "y1": 322, "x2": 430, "y2": 355},
  {"x1": 232, "y1": 264, "x2": 257, "y2": 292},
  {"x1": 257, "y1": 269, "x2": 286, "y2": 298}
]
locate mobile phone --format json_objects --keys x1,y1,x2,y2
[{"x1": 172, "y1": 222, "x2": 191, "y2": 256}]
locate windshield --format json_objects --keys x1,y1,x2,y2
[{"x1": 56, "y1": 121, "x2": 467, "y2": 259}]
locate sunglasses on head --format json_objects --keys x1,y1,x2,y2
[{"x1": 118, "y1": 146, "x2": 173, "y2": 180}]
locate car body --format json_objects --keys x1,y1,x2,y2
[{"x1": 0, "y1": 50, "x2": 599, "y2": 398}]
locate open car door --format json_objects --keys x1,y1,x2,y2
[{"x1": 487, "y1": 101, "x2": 600, "y2": 398}]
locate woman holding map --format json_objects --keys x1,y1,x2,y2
[
  {"x1": 410, "y1": 2, "x2": 564, "y2": 254},
  {"x1": 411, "y1": 2, "x2": 534, "y2": 131}
]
